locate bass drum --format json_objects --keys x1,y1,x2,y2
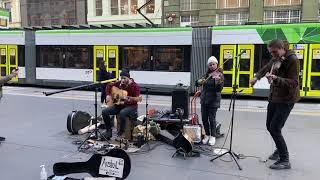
[{"x1": 67, "y1": 111, "x2": 92, "y2": 134}]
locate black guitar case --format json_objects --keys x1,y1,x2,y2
[
  {"x1": 67, "y1": 111, "x2": 92, "y2": 134},
  {"x1": 53, "y1": 148, "x2": 131, "y2": 179}
]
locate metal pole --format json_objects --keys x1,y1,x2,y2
[{"x1": 161, "y1": 0, "x2": 164, "y2": 27}]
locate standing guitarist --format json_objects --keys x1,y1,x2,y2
[
  {"x1": 1, "y1": 69, "x2": 19, "y2": 142},
  {"x1": 101, "y1": 69, "x2": 140, "y2": 140}
]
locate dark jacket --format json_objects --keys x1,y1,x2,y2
[
  {"x1": 198, "y1": 68, "x2": 224, "y2": 107},
  {"x1": 255, "y1": 50, "x2": 300, "y2": 103},
  {"x1": 0, "y1": 74, "x2": 14, "y2": 100},
  {"x1": 98, "y1": 69, "x2": 111, "y2": 82}
]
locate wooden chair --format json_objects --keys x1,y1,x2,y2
[{"x1": 116, "y1": 111, "x2": 138, "y2": 140}]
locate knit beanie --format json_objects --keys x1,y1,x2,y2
[{"x1": 207, "y1": 56, "x2": 218, "y2": 65}]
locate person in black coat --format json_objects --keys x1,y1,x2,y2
[
  {"x1": 98, "y1": 61, "x2": 111, "y2": 104},
  {"x1": 196, "y1": 56, "x2": 224, "y2": 146}
]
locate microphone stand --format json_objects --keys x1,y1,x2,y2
[
  {"x1": 43, "y1": 79, "x2": 114, "y2": 150},
  {"x1": 210, "y1": 50, "x2": 246, "y2": 170},
  {"x1": 143, "y1": 87, "x2": 151, "y2": 148}
]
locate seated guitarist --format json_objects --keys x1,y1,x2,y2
[{"x1": 102, "y1": 69, "x2": 140, "y2": 140}]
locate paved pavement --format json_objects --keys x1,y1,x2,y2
[{"x1": 1, "y1": 86, "x2": 320, "y2": 180}]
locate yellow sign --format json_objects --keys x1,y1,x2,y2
[
  {"x1": 109, "y1": 50, "x2": 116, "y2": 58},
  {"x1": 312, "y1": 49, "x2": 320, "y2": 59},
  {"x1": 10, "y1": 49, "x2": 15, "y2": 56},
  {"x1": 294, "y1": 49, "x2": 303, "y2": 59},
  {"x1": 223, "y1": 50, "x2": 233, "y2": 59},
  {"x1": 1, "y1": 49, "x2": 5, "y2": 56},
  {"x1": 97, "y1": 50, "x2": 104, "y2": 58}
]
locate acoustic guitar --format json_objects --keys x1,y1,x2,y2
[
  {"x1": 53, "y1": 148, "x2": 131, "y2": 179},
  {"x1": 106, "y1": 86, "x2": 142, "y2": 106}
]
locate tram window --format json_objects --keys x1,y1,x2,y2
[
  {"x1": 38, "y1": 46, "x2": 64, "y2": 67},
  {"x1": 38, "y1": 46, "x2": 92, "y2": 69},
  {"x1": 9, "y1": 49, "x2": 16, "y2": 66},
  {"x1": 122, "y1": 46, "x2": 151, "y2": 71},
  {"x1": 224, "y1": 74, "x2": 232, "y2": 87},
  {"x1": 154, "y1": 47, "x2": 184, "y2": 72},
  {"x1": 311, "y1": 59, "x2": 320, "y2": 72},
  {"x1": 258, "y1": 45, "x2": 272, "y2": 71},
  {"x1": 18, "y1": 46, "x2": 25, "y2": 66},
  {"x1": 64, "y1": 46, "x2": 92, "y2": 69},
  {"x1": 311, "y1": 77, "x2": 320, "y2": 90},
  {"x1": 0, "y1": 49, "x2": 6, "y2": 64},
  {"x1": 1, "y1": 67, "x2": 6, "y2": 76},
  {"x1": 239, "y1": 74, "x2": 249, "y2": 87}
]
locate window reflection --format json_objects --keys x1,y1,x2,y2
[
  {"x1": 123, "y1": 46, "x2": 151, "y2": 70},
  {"x1": 38, "y1": 46, "x2": 93, "y2": 69},
  {"x1": 155, "y1": 47, "x2": 184, "y2": 72}
]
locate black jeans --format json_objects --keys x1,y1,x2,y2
[
  {"x1": 266, "y1": 102, "x2": 294, "y2": 161},
  {"x1": 102, "y1": 105, "x2": 137, "y2": 135},
  {"x1": 201, "y1": 104, "x2": 218, "y2": 137},
  {"x1": 100, "y1": 84, "x2": 107, "y2": 103}
]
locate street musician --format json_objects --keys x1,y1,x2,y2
[
  {"x1": 250, "y1": 39, "x2": 300, "y2": 170},
  {"x1": 101, "y1": 69, "x2": 141, "y2": 140},
  {"x1": 195, "y1": 56, "x2": 224, "y2": 146}
]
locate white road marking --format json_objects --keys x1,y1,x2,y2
[{"x1": 5, "y1": 91, "x2": 320, "y2": 116}]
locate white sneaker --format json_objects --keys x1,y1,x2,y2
[
  {"x1": 202, "y1": 135, "x2": 210, "y2": 144},
  {"x1": 208, "y1": 136, "x2": 216, "y2": 146}
]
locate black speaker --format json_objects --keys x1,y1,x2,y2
[{"x1": 172, "y1": 85, "x2": 189, "y2": 119}]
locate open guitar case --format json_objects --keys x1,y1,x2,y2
[{"x1": 49, "y1": 148, "x2": 131, "y2": 180}]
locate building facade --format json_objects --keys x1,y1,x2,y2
[
  {"x1": 0, "y1": 0, "x2": 21, "y2": 27},
  {"x1": 20, "y1": 0, "x2": 87, "y2": 27},
  {"x1": 87, "y1": 0, "x2": 162, "y2": 25},
  {"x1": 0, "y1": 7, "x2": 9, "y2": 28},
  {"x1": 163, "y1": 0, "x2": 320, "y2": 27}
]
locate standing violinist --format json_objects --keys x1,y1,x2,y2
[
  {"x1": 250, "y1": 39, "x2": 300, "y2": 170},
  {"x1": 196, "y1": 56, "x2": 224, "y2": 146}
]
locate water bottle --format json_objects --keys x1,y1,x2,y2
[{"x1": 40, "y1": 165, "x2": 47, "y2": 180}]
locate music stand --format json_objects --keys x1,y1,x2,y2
[
  {"x1": 43, "y1": 80, "x2": 113, "y2": 150},
  {"x1": 210, "y1": 51, "x2": 246, "y2": 170}
]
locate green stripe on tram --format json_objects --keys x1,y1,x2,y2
[
  {"x1": 0, "y1": 31, "x2": 24, "y2": 35},
  {"x1": 36, "y1": 27, "x2": 192, "y2": 34}
]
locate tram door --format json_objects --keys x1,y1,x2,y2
[
  {"x1": 219, "y1": 45, "x2": 254, "y2": 94},
  {"x1": 307, "y1": 44, "x2": 320, "y2": 96},
  {"x1": 290, "y1": 44, "x2": 308, "y2": 96},
  {"x1": 0, "y1": 45, "x2": 18, "y2": 82},
  {"x1": 93, "y1": 46, "x2": 119, "y2": 82}
]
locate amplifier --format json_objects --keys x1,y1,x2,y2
[{"x1": 172, "y1": 85, "x2": 189, "y2": 119}]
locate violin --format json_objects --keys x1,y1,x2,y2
[{"x1": 266, "y1": 56, "x2": 285, "y2": 84}]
